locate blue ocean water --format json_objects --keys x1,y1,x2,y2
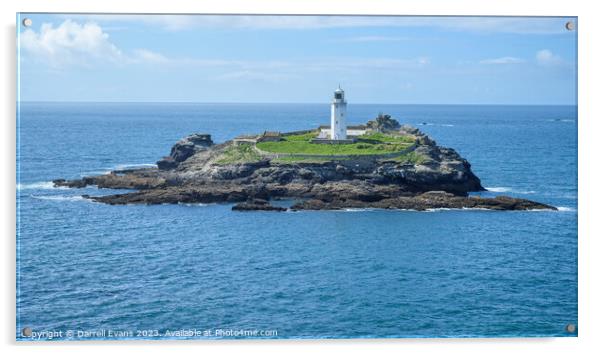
[{"x1": 16, "y1": 102, "x2": 577, "y2": 339}]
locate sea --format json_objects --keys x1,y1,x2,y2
[{"x1": 16, "y1": 102, "x2": 577, "y2": 339}]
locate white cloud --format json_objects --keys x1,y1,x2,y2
[
  {"x1": 68, "y1": 14, "x2": 575, "y2": 34},
  {"x1": 20, "y1": 20, "x2": 171, "y2": 67},
  {"x1": 20, "y1": 20, "x2": 124, "y2": 67},
  {"x1": 479, "y1": 56, "x2": 525, "y2": 65},
  {"x1": 211, "y1": 57, "x2": 429, "y2": 83},
  {"x1": 535, "y1": 49, "x2": 564, "y2": 66},
  {"x1": 182, "y1": 57, "x2": 429, "y2": 74},
  {"x1": 343, "y1": 36, "x2": 412, "y2": 42},
  {"x1": 131, "y1": 49, "x2": 169, "y2": 64},
  {"x1": 20, "y1": 19, "x2": 431, "y2": 85},
  {"x1": 215, "y1": 70, "x2": 300, "y2": 83}
]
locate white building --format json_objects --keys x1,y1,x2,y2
[{"x1": 330, "y1": 87, "x2": 347, "y2": 140}]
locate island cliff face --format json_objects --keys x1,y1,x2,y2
[{"x1": 53, "y1": 117, "x2": 556, "y2": 212}]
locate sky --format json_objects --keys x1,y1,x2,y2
[{"x1": 17, "y1": 14, "x2": 577, "y2": 104}]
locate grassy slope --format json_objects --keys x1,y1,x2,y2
[
  {"x1": 390, "y1": 151, "x2": 429, "y2": 165},
  {"x1": 257, "y1": 132, "x2": 415, "y2": 156},
  {"x1": 214, "y1": 132, "x2": 427, "y2": 165},
  {"x1": 214, "y1": 144, "x2": 262, "y2": 164}
]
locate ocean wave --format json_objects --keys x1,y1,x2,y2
[
  {"x1": 425, "y1": 207, "x2": 452, "y2": 212},
  {"x1": 557, "y1": 206, "x2": 577, "y2": 212},
  {"x1": 341, "y1": 208, "x2": 376, "y2": 212},
  {"x1": 485, "y1": 186, "x2": 536, "y2": 194},
  {"x1": 80, "y1": 163, "x2": 157, "y2": 176},
  {"x1": 426, "y1": 207, "x2": 493, "y2": 212},
  {"x1": 178, "y1": 202, "x2": 208, "y2": 207},
  {"x1": 113, "y1": 163, "x2": 156, "y2": 170},
  {"x1": 79, "y1": 170, "x2": 111, "y2": 177},
  {"x1": 548, "y1": 119, "x2": 575, "y2": 123},
  {"x1": 30, "y1": 195, "x2": 88, "y2": 202},
  {"x1": 17, "y1": 181, "x2": 63, "y2": 190}
]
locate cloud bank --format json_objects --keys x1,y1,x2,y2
[
  {"x1": 20, "y1": 20, "x2": 167, "y2": 67},
  {"x1": 70, "y1": 14, "x2": 575, "y2": 34},
  {"x1": 480, "y1": 57, "x2": 525, "y2": 65}
]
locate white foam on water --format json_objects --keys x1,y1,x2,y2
[
  {"x1": 178, "y1": 202, "x2": 208, "y2": 207},
  {"x1": 485, "y1": 186, "x2": 536, "y2": 194},
  {"x1": 548, "y1": 119, "x2": 575, "y2": 123},
  {"x1": 79, "y1": 163, "x2": 156, "y2": 177},
  {"x1": 426, "y1": 207, "x2": 493, "y2": 212},
  {"x1": 557, "y1": 206, "x2": 576, "y2": 212},
  {"x1": 425, "y1": 208, "x2": 453, "y2": 212},
  {"x1": 341, "y1": 208, "x2": 376, "y2": 212},
  {"x1": 30, "y1": 195, "x2": 88, "y2": 202},
  {"x1": 79, "y1": 170, "x2": 112, "y2": 177},
  {"x1": 113, "y1": 163, "x2": 157, "y2": 170},
  {"x1": 485, "y1": 186, "x2": 511, "y2": 192},
  {"x1": 17, "y1": 181, "x2": 64, "y2": 190}
]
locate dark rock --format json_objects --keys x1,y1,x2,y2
[
  {"x1": 157, "y1": 156, "x2": 177, "y2": 170},
  {"x1": 54, "y1": 178, "x2": 87, "y2": 188},
  {"x1": 232, "y1": 199, "x2": 287, "y2": 212},
  {"x1": 290, "y1": 191, "x2": 557, "y2": 211},
  {"x1": 399, "y1": 125, "x2": 420, "y2": 135},
  {"x1": 366, "y1": 114, "x2": 401, "y2": 132},
  {"x1": 157, "y1": 133, "x2": 213, "y2": 170}
]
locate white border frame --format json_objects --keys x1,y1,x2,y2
[{"x1": 3, "y1": 1, "x2": 599, "y2": 353}]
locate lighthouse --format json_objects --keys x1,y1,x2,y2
[{"x1": 330, "y1": 86, "x2": 347, "y2": 140}]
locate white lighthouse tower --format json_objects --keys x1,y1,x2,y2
[{"x1": 330, "y1": 86, "x2": 347, "y2": 140}]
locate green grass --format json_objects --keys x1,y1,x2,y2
[
  {"x1": 272, "y1": 156, "x2": 350, "y2": 164},
  {"x1": 281, "y1": 132, "x2": 318, "y2": 141},
  {"x1": 390, "y1": 151, "x2": 429, "y2": 165},
  {"x1": 214, "y1": 144, "x2": 262, "y2": 164},
  {"x1": 257, "y1": 132, "x2": 414, "y2": 156},
  {"x1": 358, "y1": 132, "x2": 416, "y2": 144}
]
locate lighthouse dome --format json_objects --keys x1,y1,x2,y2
[{"x1": 333, "y1": 87, "x2": 345, "y2": 100}]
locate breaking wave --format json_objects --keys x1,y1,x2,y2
[
  {"x1": 178, "y1": 202, "x2": 209, "y2": 207},
  {"x1": 17, "y1": 181, "x2": 60, "y2": 190},
  {"x1": 30, "y1": 195, "x2": 88, "y2": 202},
  {"x1": 80, "y1": 163, "x2": 157, "y2": 176},
  {"x1": 557, "y1": 206, "x2": 576, "y2": 212},
  {"x1": 485, "y1": 186, "x2": 536, "y2": 194},
  {"x1": 113, "y1": 163, "x2": 157, "y2": 170}
]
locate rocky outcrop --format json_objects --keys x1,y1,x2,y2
[
  {"x1": 290, "y1": 191, "x2": 556, "y2": 211},
  {"x1": 232, "y1": 199, "x2": 287, "y2": 212},
  {"x1": 157, "y1": 133, "x2": 213, "y2": 170},
  {"x1": 366, "y1": 114, "x2": 401, "y2": 132},
  {"x1": 54, "y1": 169, "x2": 164, "y2": 189},
  {"x1": 53, "y1": 123, "x2": 556, "y2": 211}
]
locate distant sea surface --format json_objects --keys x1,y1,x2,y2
[{"x1": 17, "y1": 103, "x2": 577, "y2": 339}]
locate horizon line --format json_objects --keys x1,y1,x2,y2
[{"x1": 18, "y1": 100, "x2": 577, "y2": 107}]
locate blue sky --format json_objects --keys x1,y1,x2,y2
[{"x1": 17, "y1": 14, "x2": 577, "y2": 104}]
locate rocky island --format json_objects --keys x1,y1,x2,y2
[{"x1": 52, "y1": 114, "x2": 556, "y2": 212}]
